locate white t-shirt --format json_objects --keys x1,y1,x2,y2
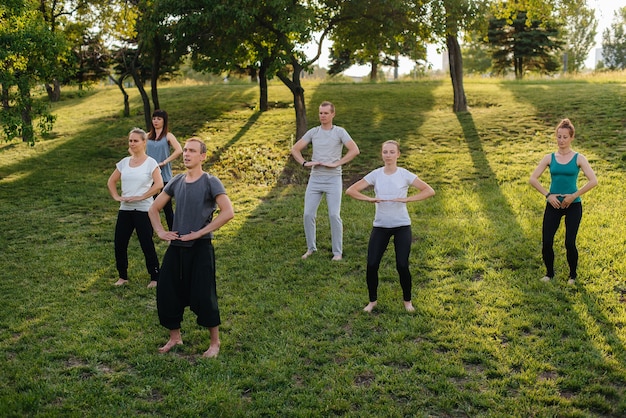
[
  {"x1": 115, "y1": 156, "x2": 160, "y2": 212},
  {"x1": 363, "y1": 167, "x2": 418, "y2": 228}
]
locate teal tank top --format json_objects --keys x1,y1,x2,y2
[{"x1": 549, "y1": 152, "x2": 581, "y2": 203}]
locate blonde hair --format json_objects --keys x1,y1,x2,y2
[
  {"x1": 556, "y1": 118, "x2": 575, "y2": 137},
  {"x1": 129, "y1": 127, "x2": 147, "y2": 141},
  {"x1": 319, "y1": 101, "x2": 335, "y2": 113},
  {"x1": 382, "y1": 140, "x2": 400, "y2": 152},
  {"x1": 185, "y1": 137, "x2": 207, "y2": 153}
]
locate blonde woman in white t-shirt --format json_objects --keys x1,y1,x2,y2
[
  {"x1": 346, "y1": 141, "x2": 435, "y2": 313},
  {"x1": 107, "y1": 128, "x2": 163, "y2": 288}
]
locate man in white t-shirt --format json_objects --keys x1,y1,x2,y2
[{"x1": 291, "y1": 101, "x2": 360, "y2": 261}]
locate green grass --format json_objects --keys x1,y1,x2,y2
[{"x1": 1, "y1": 74, "x2": 626, "y2": 416}]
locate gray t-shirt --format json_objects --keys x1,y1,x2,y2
[
  {"x1": 163, "y1": 172, "x2": 226, "y2": 247},
  {"x1": 300, "y1": 125, "x2": 353, "y2": 176}
]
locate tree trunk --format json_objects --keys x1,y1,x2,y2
[
  {"x1": 370, "y1": 59, "x2": 378, "y2": 81},
  {"x1": 17, "y1": 80, "x2": 34, "y2": 142},
  {"x1": 129, "y1": 55, "x2": 152, "y2": 130},
  {"x1": 277, "y1": 59, "x2": 307, "y2": 140},
  {"x1": 44, "y1": 80, "x2": 61, "y2": 102},
  {"x1": 446, "y1": 34, "x2": 468, "y2": 113},
  {"x1": 151, "y1": 36, "x2": 161, "y2": 111},
  {"x1": 1, "y1": 85, "x2": 9, "y2": 110},
  {"x1": 108, "y1": 74, "x2": 130, "y2": 117},
  {"x1": 258, "y1": 59, "x2": 269, "y2": 112}
]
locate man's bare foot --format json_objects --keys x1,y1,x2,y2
[
  {"x1": 114, "y1": 278, "x2": 128, "y2": 286},
  {"x1": 147, "y1": 280, "x2": 157, "y2": 289},
  {"x1": 331, "y1": 255, "x2": 342, "y2": 261},
  {"x1": 301, "y1": 250, "x2": 314, "y2": 259},
  {"x1": 403, "y1": 301, "x2": 415, "y2": 312},
  {"x1": 202, "y1": 343, "x2": 220, "y2": 358},
  {"x1": 158, "y1": 339, "x2": 183, "y2": 353},
  {"x1": 363, "y1": 301, "x2": 377, "y2": 312}
]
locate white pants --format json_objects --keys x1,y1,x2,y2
[{"x1": 303, "y1": 175, "x2": 343, "y2": 256}]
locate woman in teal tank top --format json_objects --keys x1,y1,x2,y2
[{"x1": 530, "y1": 118, "x2": 597, "y2": 284}]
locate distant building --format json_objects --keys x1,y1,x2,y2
[{"x1": 594, "y1": 48, "x2": 604, "y2": 68}]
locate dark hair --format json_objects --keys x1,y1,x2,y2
[
  {"x1": 148, "y1": 109, "x2": 169, "y2": 140},
  {"x1": 556, "y1": 118, "x2": 575, "y2": 137}
]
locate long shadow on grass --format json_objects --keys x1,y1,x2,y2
[
  {"x1": 212, "y1": 80, "x2": 455, "y2": 413},
  {"x1": 458, "y1": 112, "x2": 626, "y2": 411}
]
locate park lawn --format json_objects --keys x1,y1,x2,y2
[{"x1": 1, "y1": 74, "x2": 626, "y2": 417}]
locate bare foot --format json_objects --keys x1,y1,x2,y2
[
  {"x1": 403, "y1": 301, "x2": 415, "y2": 312},
  {"x1": 331, "y1": 255, "x2": 342, "y2": 261},
  {"x1": 147, "y1": 280, "x2": 157, "y2": 289},
  {"x1": 202, "y1": 343, "x2": 220, "y2": 358},
  {"x1": 158, "y1": 339, "x2": 183, "y2": 353},
  {"x1": 114, "y1": 278, "x2": 128, "y2": 286},
  {"x1": 363, "y1": 301, "x2": 377, "y2": 312},
  {"x1": 301, "y1": 250, "x2": 314, "y2": 259}
]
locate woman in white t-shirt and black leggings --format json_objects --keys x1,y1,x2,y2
[
  {"x1": 346, "y1": 140, "x2": 435, "y2": 313},
  {"x1": 107, "y1": 128, "x2": 163, "y2": 288}
]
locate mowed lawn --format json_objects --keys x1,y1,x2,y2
[{"x1": 1, "y1": 74, "x2": 626, "y2": 417}]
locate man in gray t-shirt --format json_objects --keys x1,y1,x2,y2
[
  {"x1": 291, "y1": 101, "x2": 360, "y2": 261},
  {"x1": 149, "y1": 137, "x2": 234, "y2": 358}
]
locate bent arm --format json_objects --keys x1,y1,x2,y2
[
  {"x1": 338, "y1": 139, "x2": 360, "y2": 166},
  {"x1": 404, "y1": 177, "x2": 435, "y2": 202},
  {"x1": 574, "y1": 155, "x2": 598, "y2": 199},
  {"x1": 163, "y1": 133, "x2": 183, "y2": 165},
  {"x1": 346, "y1": 178, "x2": 376, "y2": 202},
  {"x1": 107, "y1": 169, "x2": 122, "y2": 201},
  {"x1": 291, "y1": 138, "x2": 309, "y2": 166},
  {"x1": 149, "y1": 192, "x2": 178, "y2": 240},
  {"x1": 529, "y1": 155, "x2": 551, "y2": 196}
]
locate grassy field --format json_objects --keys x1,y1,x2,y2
[{"x1": 1, "y1": 74, "x2": 626, "y2": 416}]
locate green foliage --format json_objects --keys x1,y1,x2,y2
[
  {"x1": 602, "y1": 7, "x2": 626, "y2": 70},
  {"x1": 0, "y1": 2, "x2": 65, "y2": 142},
  {"x1": 1, "y1": 75, "x2": 626, "y2": 416},
  {"x1": 327, "y1": 0, "x2": 429, "y2": 80},
  {"x1": 461, "y1": 31, "x2": 493, "y2": 74},
  {"x1": 560, "y1": 0, "x2": 597, "y2": 72},
  {"x1": 488, "y1": 10, "x2": 564, "y2": 79}
]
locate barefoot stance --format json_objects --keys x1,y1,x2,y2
[
  {"x1": 301, "y1": 250, "x2": 314, "y2": 260},
  {"x1": 203, "y1": 343, "x2": 220, "y2": 358},
  {"x1": 147, "y1": 280, "x2": 157, "y2": 288},
  {"x1": 158, "y1": 339, "x2": 183, "y2": 353},
  {"x1": 331, "y1": 255, "x2": 342, "y2": 261},
  {"x1": 114, "y1": 278, "x2": 128, "y2": 286},
  {"x1": 404, "y1": 301, "x2": 415, "y2": 312},
  {"x1": 363, "y1": 301, "x2": 377, "y2": 312}
]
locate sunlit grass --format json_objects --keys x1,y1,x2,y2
[{"x1": 1, "y1": 75, "x2": 626, "y2": 416}]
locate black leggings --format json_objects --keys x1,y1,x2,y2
[
  {"x1": 366, "y1": 225, "x2": 413, "y2": 302},
  {"x1": 542, "y1": 202, "x2": 582, "y2": 279},
  {"x1": 114, "y1": 210, "x2": 160, "y2": 281}
]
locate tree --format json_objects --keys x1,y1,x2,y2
[
  {"x1": 427, "y1": 0, "x2": 490, "y2": 113},
  {"x1": 327, "y1": 0, "x2": 428, "y2": 81},
  {"x1": 162, "y1": 0, "x2": 345, "y2": 139},
  {"x1": 560, "y1": 0, "x2": 596, "y2": 73},
  {"x1": 602, "y1": 6, "x2": 626, "y2": 70},
  {"x1": 0, "y1": 1, "x2": 62, "y2": 142},
  {"x1": 461, "y1": 31, "x2": 492, "y2": 74},
  {"x1": 488, "y1": 10, "x2": 563, "y2": 79}
]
